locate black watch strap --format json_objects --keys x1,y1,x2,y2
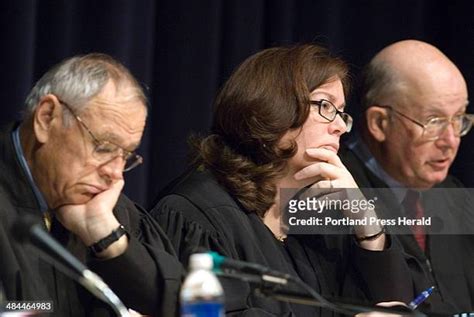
[{"x1": 90, "y1": 225, "x2": 127, "y2": 254}]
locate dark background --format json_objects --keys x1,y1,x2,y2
[{"x1": 1, "y1": 0, "x2": 472, "y2": 207}]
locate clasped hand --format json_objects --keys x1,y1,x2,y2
[{"x1": 294, "y1": 148, "x2": 385, "y2": 249}]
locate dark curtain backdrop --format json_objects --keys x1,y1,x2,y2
[{"x1": 1, "y1": 0, "x2": 472, "y2": 208}]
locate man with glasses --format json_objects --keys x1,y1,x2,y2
[
  {"x1": 340, "y1": 40, "x2": 474, "y2": 314},
  {"x1": 0, "y1": 54, "x2": 181, "y2": 316}
]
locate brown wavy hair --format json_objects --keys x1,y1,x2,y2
[{"x1": 192, "y1": 44, "x2": 349, "y2": 217}]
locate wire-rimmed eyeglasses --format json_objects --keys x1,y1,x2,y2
[
  {"x1": 373, "y1": 105, "x2": 474, "y2": 141},
  {"x1": 58, "y1": 98, "x2": 143, "y2": 172}
]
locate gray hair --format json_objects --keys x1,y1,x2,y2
[
  {"x1": 24, "y1": 53, "x2": 147, "y2": 124},
  {"x1": 360, "y1": 58, "x2": 406, "y2": 111}
]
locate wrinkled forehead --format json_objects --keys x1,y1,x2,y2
[
  {"x1": 81, "y1": 94, "x2": 147, "y2": 150},
  {"x1": 400, "y1": 89, "x2": 469, "y2": 116},
  {"x1": 396, "y1": 71, "x2": 468, "y2": 116},
  {"x1": 93, "y1": 79, "x2": 146, "y2": 105}
]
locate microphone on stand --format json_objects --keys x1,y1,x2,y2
[
  {"x1": 11, "y1": 215, "x2": 130, "y2": 317},
  {"x1": 208, "y1": 251, "x2": 349, "y2": 314},
  {"x1": 207, "y1": 251, "x2": 424, "y2": 316},
  {"x1": 208, "y1": 251, "x2": 291, "y2": 285}
]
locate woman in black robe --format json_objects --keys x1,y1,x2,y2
[{"x1": 151, "y1": 44, "x2": 413, "y2": 316}]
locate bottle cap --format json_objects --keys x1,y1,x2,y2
[{"x1": 189, "y1": 253, "x2": 213, "y2": 270}]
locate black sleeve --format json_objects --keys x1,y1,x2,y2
[
  {"x1": 87, "y1": 195, "x2": 183, "y2": 317},
  {"x1": 290, "y1": 234, "x2": 414, "y2": 307},
  {"x1": 350, "y1": 236, "x2": 414, "y2": 303},
  {"x1": 151, "y1": 194, "x2": 294, "y2": 317},
  {"x1": 151, "y1": 196, "x2": 230, "y2": 267}
]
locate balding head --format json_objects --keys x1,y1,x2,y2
[
  {"x1": 361, "y1": 40, "x2": 467, "y2": 111},
  {"x1": 360, "y1": 40, "x2": 470, "y2": 189}
]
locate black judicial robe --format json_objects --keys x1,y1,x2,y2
[
  {"x1": 151, "y1": 168, "x2": 414, "y2": 316},
  {"x1": 340, "y1": 144, "x2": 474, "y2": 314},
  {"x1": 0, "y1": 123, "x2": 183, "y2": 317}
]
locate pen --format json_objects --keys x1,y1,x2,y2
[{"x1": 408, "y1": 286, "x2": 435, "y2": 310}]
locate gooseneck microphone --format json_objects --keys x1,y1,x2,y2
[
  {"x1": 208, "y1": 251, "x2": 350, "y2": 314},
  {"x1": 209, "y1": 251, "x2": 292, "y2": 285},
  {"x1": 11, "y1": 215, "x2": 130, "y2": 317},
  {"x1": 207, "y1": 251, "x2": 424, "y2": 316}
]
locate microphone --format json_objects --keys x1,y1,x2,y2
[
  {"x1": 208, "y1": 251, "x2": 290, "y2": 285},
  {"x1": 207, "y1": 252, "x2": 344, "y2": 313},
  {"x1": 11, "y1": 215, "x2": 130, "y2": 317},
  {"x1": 206, "y1": 252, "x2": 424, "y2": 316}
]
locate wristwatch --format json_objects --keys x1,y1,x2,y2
[
  {"x1": 355, "y1": 226, "x2": 386, "y2": 242},
  {"x1": 89, "y1": 225, "x2": 127, "y2": 254}
]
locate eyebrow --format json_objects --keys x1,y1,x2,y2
[
  {"x1": 99, "y1": 132, "x2": 140, "y2": 151},
  {"x1": 421, "y1": 103, "x2": 469, "y2": 117},
  {"x1": 312, "y1": 92, "x2": 346, "y2": 109}
]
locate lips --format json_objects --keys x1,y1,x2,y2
[
  {"x1": 319, "y1": 144, "x2": 339, "y2": 153},
  {"x1": 83, "y1": 184, "x2": 107, "y2": 194},
  {"x1": 427, "y1": 157, "x2": 451, "y2": 170}
]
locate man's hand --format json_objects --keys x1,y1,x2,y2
[{"x1": 55, "y1": 179, "x2": 127, "y2": 258}]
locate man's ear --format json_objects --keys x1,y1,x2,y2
[
  {"x1": 365, "y1": 106, "x2": 390, "y2": 142},
  {"x1": 33, "y1": 95, "x2": 62, "y2": 144}
]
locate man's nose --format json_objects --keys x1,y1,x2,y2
[
  {"x1": 435, "y1": 123, "x2": 459, "y2": 149},
  {"x1": 98, "y1": 156, "x2": 125, "y2": 182}
]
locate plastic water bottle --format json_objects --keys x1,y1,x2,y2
[{"x1": 180, "y1": 253, "x2": 224, "y2": 317}]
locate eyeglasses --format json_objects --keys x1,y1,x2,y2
[
  {"x1": 58, "y1": 98, "x2": 143, "y2": 172},
  {"x1": 374, "y1": 105, "x2": 474, "y2": 141},
  {"x1": 310, "y1": 99, "x2": 353, "y2": 132}
]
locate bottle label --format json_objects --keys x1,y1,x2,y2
[{"x1": 181, "y1": 301, "x2": 224, "y2": 317}]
